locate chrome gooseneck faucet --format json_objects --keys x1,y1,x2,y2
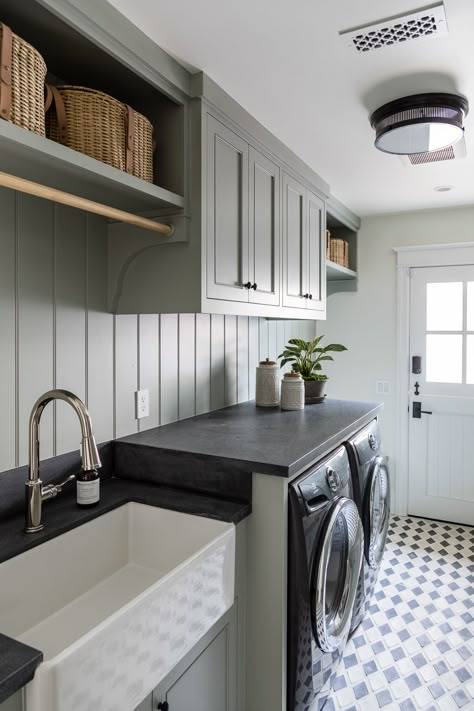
[{"x1": 26, "y1": 389, "x2": 102, "y2": 533}]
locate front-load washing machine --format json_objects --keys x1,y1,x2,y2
[
  {"x1": 346, "y1": 420, "x2": 390, "y2": 634},
  {"x1": 287, "y1": 446, "x2": 364, "y2": 711}
]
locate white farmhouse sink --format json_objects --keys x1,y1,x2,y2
[{"x1": 0, "y1": 503, "x2": 235, "y2": 711}]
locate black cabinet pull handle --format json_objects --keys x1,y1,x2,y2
[
  {"x1": 309, "y1": 294, "x2": 313, "y2": 300},
  {"x1": 243, "y1": 282, "x2": 252, "y2": 289},
  {"x1": 251, "y1": 282, "x2": 257, "y2": 290},
  {"x1": 158, "y1": 703, "x2": 169, "y2": 711},
  {"x1": 303, "y1": 293, "x2": 309, "y2": 299}
]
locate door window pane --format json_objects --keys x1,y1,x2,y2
[
  {"x1": 426, "y1": 334, "x2": 463, "y2": 383},
  {"x1": 467, "y1": 336, "x2": 474, "y2": 385},
  {"x1": 426, "y1": 282, "x2": 463, "y2": 331},
  {"x1": 467, "y1": 283, "x2": 474, "y2": 331}
]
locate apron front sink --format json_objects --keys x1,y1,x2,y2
[{"x1": 0, "y1": 503, "x2": 235, "y2": 711}]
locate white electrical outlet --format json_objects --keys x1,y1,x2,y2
[{"x1": 135, "y1": 389, "x2": 149, "y2": 419}]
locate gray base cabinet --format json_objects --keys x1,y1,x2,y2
[
  {"x1": 153, "y1": 605, "x2": 237, "y2": 711},
  {"x1": 133, "y1": 605, "x2": 237, "y2": 711}
]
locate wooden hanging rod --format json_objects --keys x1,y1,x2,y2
[{"x1": 0, "y1": 170, "x2": 174, "y2": 236}]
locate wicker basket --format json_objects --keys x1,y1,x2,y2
[
  {"x1": 325, "y1": 229, "x2": 331, "y2": 260},
  {"x1": 45, "y1": 85, "x2": 154, "y2": 183},
  {"x1": 329, "y1": 238, "x2": 349, "y2": 268},
  {"x1": 0, "y1": 22, "x2": 47, "y2": 136}
]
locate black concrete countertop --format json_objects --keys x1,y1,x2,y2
[
  {"x1": 0, "y1": 635, "x2": 43, "y2": 704},
  {"x1": 117, "y1": 399, "x2": 382, "y2": 478},
  {"x1": 0, "y1": 477, "x2": 250, "y2": 566}
]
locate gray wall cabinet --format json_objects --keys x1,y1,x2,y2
[
  {"x1": 206, "y1": 116, "x2": 249, "y2": 303},
  {"x1": 113, "y1": 106, "x2": 325, "y2": 319},
  {"x1": 205, "y1": 117, "x2": 281, "y2": 308},
  {"x1": 282, "y1": 174, "x2": 326, "y2": 314},
  {"x1": 248, "y1": 147, "x2": 280, "y2": 307}
]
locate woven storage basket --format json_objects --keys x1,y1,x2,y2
[
  {"x1": 46, "y1": 85, "x2": 154, "y2": 183},
  {"x1": 329, "y1": 238, "x2": 349, "y2": 268},
  {"x1": 0, "y1": 22, "x2": 47, "y2": 136}
]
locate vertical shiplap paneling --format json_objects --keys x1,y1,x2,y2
[
  {"x1": 178, "y1": 314, "x2": 196, "y2": 420},
  {"x1": 210, "y1": 314, "x2": 225, "y2": 411},
  {"x1": 259, "y1": 318, "x2": 269, "y2": 361},
  {"x1": 160, "y1": 314, "x2": 179, "y2": 425},
  {"x1": 195, "y1": 314, "x2": 211, "y2": 415},
  {"x1": 114, "y1": 315, "x2": 138, "y2": 438},
  {"x1": 0, "y1": 189, "x2": 16, "y2": 471},
  {"x1": 55, "y1": 206, "x2": 87, "y2": 455},
  {"x1": 138, "y1": 314, "x2": 160, "y2": 431},
  {"x1": 86, "y1": 214, "x2": 114, "y2": 444},
  {"x1": 224, "y1": 315, "x2": 238, "y2": 406},
  {"x1": 0, "y1": 190, "x2": 325, "y2": 469},
  {"x1": 276, "y1": 321, "x2": 286, "y2": 371},
  {"x1": 248, "y1": 317, "x2": 259, "y2": 400},
  {"x1": 237, "y1": 316, "x2": 249, "y2": 403},
  {"x1": 17, "y1": 195, "x2": 54, "y2": 466},
  {"x1": 268, "y1": 319, "x2": 277, "y2": 361}
]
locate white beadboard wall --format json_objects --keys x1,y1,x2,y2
[{"x1": 0, "y1": 188, "x2": 316, "y2": 472}]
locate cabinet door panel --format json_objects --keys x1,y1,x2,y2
[
  {"x1": 165, "y1": 628, "x2": 228, "y2": 711},
  {"x1": 206, "y1": 115, "x2": 249, "y2": 302},
  {"x1": 282, "y1": 173, "x2": 306, "y2": 309},
  {"x1": 306, "y1": 190, "x2": 326, "y2": 313},
  {"x1": 248, "y1": 147, "x2": 280, "y2": 306}
]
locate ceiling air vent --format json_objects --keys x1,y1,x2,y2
[
  {"x1": 401, "y1": 137, "x2": 467, "y2": 165},
  {"x1": 340, "y1": 3, "x2": 448, "y2": 53},
  {"x1": 409, "y1": 146, "x2": 454, "y2": 164}
]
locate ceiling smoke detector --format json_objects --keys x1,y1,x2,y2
[
  {"x1": 340, "y1": 3, "x2": 448, "y2": 53},
  {"x1": 370, "y1": 93, "x2": 469, "y2": 155}
]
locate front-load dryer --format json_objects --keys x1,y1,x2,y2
[
  {"x1": 287, "y1": 446, "x2": 363, "y2": 711},
  {"x1": 346, "y1": 420, "x2": 390, "y2": 634}
]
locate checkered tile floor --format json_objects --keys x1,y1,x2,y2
[{"x1": 327, "y1": 515, "x2": 474, "y2": 711}]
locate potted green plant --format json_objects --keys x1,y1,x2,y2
[{"x1": 278, "y1": 335, "x2": 347, "y2": 403}]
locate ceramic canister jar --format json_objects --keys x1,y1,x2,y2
[
  {"x1": 281, "y1": 372, "x2": 305, "y2": 411},
  {"x1": 255, "y1": 358, "x2": 280, "y2": 407}
]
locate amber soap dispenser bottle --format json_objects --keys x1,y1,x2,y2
[{"x1": 77, "y1": 468, "x2": 100, "y2": 507}]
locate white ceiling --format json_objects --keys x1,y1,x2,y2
[{"x1": 108, "y1": 0, "x2": 474, "y2": 216}]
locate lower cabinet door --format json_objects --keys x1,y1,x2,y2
[
  {"x1": 165, "y1": 629, "x2": 227, "y2": 711},
  {"x1": 152, "y1": 606, "x2": 237, "y2": 711},
  {"x1": 134, "y1": 694, "x2": 153, "y2": 711}
]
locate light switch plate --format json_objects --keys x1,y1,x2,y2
[
  {"x1": 376, "y1": 380, "x2": 391, "y2": 395},
  {"x1": 135, "y1": 389, "x2": 149, "y2": 419}
]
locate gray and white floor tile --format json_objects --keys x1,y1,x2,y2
[{"x1": 329, "y1": 515, "x2": 474, "y2": 710}]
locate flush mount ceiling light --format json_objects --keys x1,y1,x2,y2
[{"x1": 370, "y1": 93, "x2": 469, "y2": 155}]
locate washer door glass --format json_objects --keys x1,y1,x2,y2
[
  {"x1": 312, "y1": 497, "x2": 363, "y2": 653},
  {"x1": 364, "y1": 457, "x2": 390, "y2": 569}
]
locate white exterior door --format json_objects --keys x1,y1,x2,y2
[{"x1": 408, "y1": 265, "x2": 474, "y2": 525}]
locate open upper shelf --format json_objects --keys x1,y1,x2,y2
[
  {"x1": 0, "y1": 120, "x2": 184, "y2": 213},
  {"x1": 326, "y1": 260, "x2": 357, "y2": 282}
]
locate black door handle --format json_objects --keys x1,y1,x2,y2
[
  {"x1": 412, "y1": 402, "x2": 433, "y2": 418},
  {"x1": 251, "y1": 282, "x2": 257, "y2": 290},
  {"x1": 158, "y1": 703, "x2": 169, "y2": 711},
  {"x1": 303, "y1": 293, "x2": 309, "y2": 299},
  {"x1": 243, "y1": 282, "x2": 252, "y2": 289}
]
